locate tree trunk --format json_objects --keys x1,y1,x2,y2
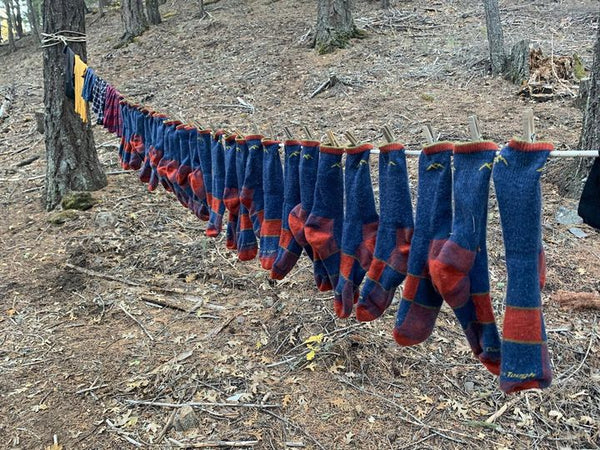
[
  {"x1": 13, "y1": 0, "x2": 24, "y2": 38},
  {"x1": 580, "y1": 18, "x2": 600, "y2": 153},
  {"x1": 26, "y1": 0, "x2": 42, "y2": 43},
  {"x1": 42, "y1": 0, "x2": 107, "y2": 211},
  {"x1": 4, "y1": 0, "x2": 17, "y2": 51},
  {"x1": 98, "y1": 0, "x2": 107, "y2": 17},
  {"x1": 314, "y1": 0, "x2": 358, "y2": 54},
  {"x1": 197, "y1": 0, "x2": 205, "y2": 17},
  {"x1": 483, "y1": 0, "x2": 506, "y2": 75},
  {"x1": 145, "y1": 0, "x2": 161, "y2": 25},
  {"x1": 119, "y1": 0, "x2": 148, "y2": 45}
]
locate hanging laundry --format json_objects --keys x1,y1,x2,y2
[
  {"x1": 393, "y1": 142, "x2": 453, "y2": 345},
  {"x1": 82, "y1": 67, "x2": 97, "y2": 106},
  {"x1": 260, "y1": 139, "x2": 284, "y2": 270},
  {"x1": 288, "y1": 141, "x2": 331, "y2": 291},
  {"x1": 271, "y1": 140, "x2": 313, "y2": 280},
  {"x1": 146, "y1": 112, "x2": 168, "y2": 191},
  {"x1": 493, "y1": 139, "x2": 554, "y2": 394},
  {"x1": 304, "y1": 145, "x2": 345, "y2": 293},
  {"x1": 223, "y1": 134, "x2": 240, "y2": 249},
  {"x1": 241, "y1": 135, "x2": 266, "y2": 239},
  {"x1": 103, "y1": 85, "x2": 123, "y2": 135},
  {"x1": 188, "y1": 130, "x2": 211, "y2": 221},
  {"x1": 128, "y1": 107, "x2": 148, "y2": 171},
  {"x1": 429, "y1": 141, "x2": 501, "y2": 374},
  {"x1": 356, "y1": 143, "x2": 413, "y2": 321},
  {"x1": 207, "y1": 130, "x2": 227, "y2": 237},
  {"x1": 578, "y1": 156, "x2": 600, "y2": 230},
  {"x1": 73, "y1": 54, "x2": 88, "y2": 122},
  {"x1": 334, "y1": 143, "x2": 378, "y2": 319},
  {"x1": 235, "y1": 137, "x2": 258, "y2": 260}
]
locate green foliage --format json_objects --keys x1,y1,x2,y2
[{"x1": 573, "y1": 53, "x2": 587, "y2": 80}]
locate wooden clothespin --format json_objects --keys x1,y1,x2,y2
[
  {"x1": 382, "y1": 125, "x2": 396, "y2": 144},
  {"x1": 523, "y1": 109, "x2": 535, "y2": 142},
  {"x1": 344, "y1": 131, "x2": 358, "y2": 146},
  {"x1": 468, "y1": 115, "x2": 482, "y2": 141},
  {"x1": 422, "y1": 124, "x2": 436, "y2": 144},
  {"x1": 283, "y1": 126, "x2": 294, "y2": 140},
  {"x1": 302, "y1": 126, "x2": 314, "y2": 140},
  {"x1": 235, "y1": 128, "x2": 245, "y2": 139},
  {"x1": 326, "y1": 130, "x2": 340, "y2": 147}
]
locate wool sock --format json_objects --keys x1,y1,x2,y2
[
  {"x1": 141, "y1": 112, "x2": 163, "y2": 187},
  {"x1": 137, "y1": 108, "x2": 155, "y2": 184},
  {"x1": 118, "y1": 102, "x2": 133, "y2": 169},
  {"x1": 175, "y1": 126, "x2": 193, "y2": 189},
  {"x1": 356, "y1": 143, "x2": 414, "y2": 321},
  {"x1": 223, "y1": 134, "x2": 240, "y2": 249},
  {"x1": 260, "y1": 139, "x2": 284, "y2": 270},
  {"x1": 393, "y1": 142, "x2": 453, "y2": 346},
  {"x1": 198, "y1": 129, "x2": 214, "y2": 219},
  {"x1": 271, "y1": 140, "x2": 312, "y2": 280},
  {"x1": 183, "y1": 127, "x2": 203, "y2": 219},
  {"x1": 288, "y1": 141, "x2": 331, "y2": 291},
  {"x1": 494, "y1": 139, "x2": 553, "y2": 394},
  {"x1": 334, "y1": 144, "x2": 379, "y2": 318},
  {"x1": 156, "y1": 121, "x2": 181, "y2": 192},
  {"x1": 169, "y1": 125, "x2": 192, "y2": 208},
  {"x1": 235, "y1": 138, "x2": 258, "y2": 261},
  {"x1": 146, "y1": 114, "x2": 169, "y2": 191},
  {"x1": 188, "y1": 130, "x2": 211, "y2": 221},
  {"x1": 429, "y1": 141, "x2": 501, "y2": 374},
  {"x1": 207, "y1": 130, "x2": 226, "y2": 237},
  {"x1": 241, "y1": 135, "x2": 265, "y2": 238},
  {"x1": 305, "y1": 145, "x2": 345, "y2": 293},
  {"x1": 128, "y1": 106, "x2": 146, "y2": 171}
]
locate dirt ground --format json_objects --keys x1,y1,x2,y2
[{"x1": 0, "y1": 0, "x2": 599, "y2": 449}]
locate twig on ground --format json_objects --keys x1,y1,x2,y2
[
  {"x1": 118, "y1": 302, "x2": 154, "y2": 341},
  {"x1": 125, "y1": 399, "x2": 279, "y2": 409}
]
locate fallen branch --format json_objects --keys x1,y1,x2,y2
[
  {"x1": 260, "y1": 409, "x2": 326, "y2": 450},
  {"x1": 125, "y1": 399, "x2": 279, "y2": 409},
  {"x1": 14, "y1": 155, "x2": 39, "y2": 168},
  {"x1": 310, "y1": 75, "x2": 339, "y2": 99},
  {"x1": 118, "y1": 302, "x2": 154, "y2": 341},
  {"x1": 179, "y1": 441, "x2": 259, "y2": 448}
]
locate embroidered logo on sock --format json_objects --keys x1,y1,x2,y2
[
  {"x1": 494, "y1": 155, "x2": 508, "y2": 166},
  {"x1": 359, "y1": 160, "x2": 368, "y2": 166},
  {"x1": 331, "y1": 162, "x2": 343, "y2": 169},
  {"x1": 289, "y1": 151, "x2": 300, "y2": 158},
  {"x1": 303, "y1": 154, "x2": 314, "y2": 160},
  {"x1": 426, "y1": 163, "x2": 444, "y2": 171},
  {"x1": 536, "y1": 165, "x2": 545, "y2": 173},
  {"x1": 479, "y1": 162, "x2": 493, "y2": 171},
  {"x1": 249, "y1": 145, "x2": 260, "y2": 151},
  {"x1": 388, "y1": 160, "x2": 397, "y2": 166}
]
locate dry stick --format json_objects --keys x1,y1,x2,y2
[
  {"x1": 182, "y1": 441, "x2": 259, "y2": 448},
  {"x1": 118, "y1": 302, "x2": 154, "y2": 341},
  {"x1": 75, "y1": 384, "x2": 108, "y2": 395},
  {"x1": 64, "y1": 263, "x2": 189, "y2": 295},
  {"x1": 105, "y1": 419, "x2": 143, "y2": 447},
  {"x1": 140, "y1": 295, "x2": 188, "y2": 313},
  {"x1": 125, "y1": 399, "x2": 280, "y2": 409},
  {"x1": 14, "y1": 155, "x2": 39, "y2": 168},
  {"x1": 156, "y1": 408, "x2": 177, "y2": 443},
  {"x1": 558, "y1": 319, "x2": 597, "y2": 383},
  {"x1": 260, "y1": 409, "x2": 326, "y2": 450}
]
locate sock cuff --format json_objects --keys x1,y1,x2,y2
[
  {"x1": 379, "y1": 143, "x2": 405, "y2": 153},
  {"x1": 507, "y1": 139, "x2": 554, "y2": 152},
  {"x1": 284, "y1": 140, "x2": 302, "y2": 146},
  {"x1": 214, "y1": 129, "x2": 226, "y2": 138},
  {"x1": 262, "y1": 139, "x2": 281, "y2": 146},
  {"x1": 198, "y1": 128, "x2": 212, "y2": 135},
  {"x1": 345, "y1": 143, "x2": 374, "y2": 154},
  {"x1": 245, "y1": 134, "x2": 264, "y2": 141},
  {"x1": 235, "y1": 137, "x2": 247, "y2": 143},
  {"x1": 300, "y1": 140, "x2": 321, "y2": 147},
  {"x1": 454, "y1": 141, "x2": 498, "y2": 153},
  {"x1": 423, "y1": 141, "x2": 454, "y2": 155},
  {"x1": 320, "y1": 145, "x2": 345, "y2": 155},
  {"x1": 224, "y1": 134, "x2": 238, "y2": 143}
]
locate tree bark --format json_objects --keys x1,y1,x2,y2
[
  {"x1": 483, "y1": 0, "x2": 506, "y2": 75},
  {"x1": 42, "y1": 0, "x2": 107, "y2": 211},
  {"x1": 579, "y1": 17, "x2": 600, "y2": 153},
  {"x1": 314, "y1": 0, "x2": 358, "y2": 54},
  {"x1": 145, "y1": 0, "x2": 161, "y2": 25},
  {"x1": 4, "y1": 0, "x2": 17, "y2": 52},
  {"x1": 26, "y1": 0, "x2": 42, "y2": 43},
  {"x1": 13, "y1": 0, "x2": 24, "y2": 38},
  {"x1": 119, "y1": 0, "x2": 148, "y2": 45}
]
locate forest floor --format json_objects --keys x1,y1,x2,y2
[{"x1": 0, "y1": 0, "x2": 599, "y2": 449}]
